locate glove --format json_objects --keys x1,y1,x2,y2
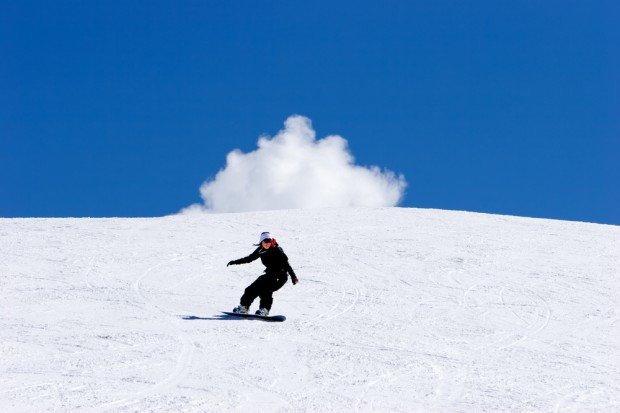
[{"x1": 291, "y1": 274, "x2": 299, "y2": 285}]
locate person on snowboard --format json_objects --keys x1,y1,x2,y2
[{"x1": 227, "y1": 232, "x2": 298, "y2": 316}]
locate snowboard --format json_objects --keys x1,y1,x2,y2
[{"x1": 221, "y1": 311, "x2": 286, "y2": 322}]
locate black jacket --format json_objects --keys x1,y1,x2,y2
[{"x1": 229, "y1": 245, "x2": 296, "y2": 279}]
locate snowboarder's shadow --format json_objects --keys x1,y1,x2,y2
[{"x1": 180, "y1": 314, "x2": 244, "y2": 321}]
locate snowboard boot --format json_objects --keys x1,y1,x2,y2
[
  {"x1": 233, "y1": 305, "x2": 249, "y2": 314},
  {"x1": 255, "y1": 308, "x2": 269, "y2": 316}
]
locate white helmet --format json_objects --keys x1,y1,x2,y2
[{"x1": 255, "y1": 232, "x2": 273, "y2": 245}]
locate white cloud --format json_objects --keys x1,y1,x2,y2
[{"x1": 183, "y1": 115, "x2": 407, "y2": 213}]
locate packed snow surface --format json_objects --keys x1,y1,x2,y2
[{"x1": 1, "y1": 207, "x2": 619, "y2": 412}]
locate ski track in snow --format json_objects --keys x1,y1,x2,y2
[
  {"x1": 95, "y1": 255, "x2": 195, "y2": 411},
  {"x1": 1, "y1": 208, "x2": 619, "y2": 412}
]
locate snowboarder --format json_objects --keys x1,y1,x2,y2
[{"x1": 227, "y1": 232, "x2": 298, "y2": 316}]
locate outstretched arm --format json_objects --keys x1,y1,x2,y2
[{"x1": 227, "y1": 248, "x2": 260, "y2": 267}]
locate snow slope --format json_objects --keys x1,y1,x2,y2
[{"x1": 1, "y1": 207, "x2": 619, "y2": 412}]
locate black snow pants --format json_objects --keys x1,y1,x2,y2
[{"x1": 240, "y1": 272, "x2": 288, "y2": 311}]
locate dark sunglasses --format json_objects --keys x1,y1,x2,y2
[{"x1": 261, "y1": 238, "x2": 273, "y2": 244}]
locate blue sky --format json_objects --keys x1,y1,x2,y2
[{"x1": 2, "y1": 1, "x2": 618, "y2": 223}]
